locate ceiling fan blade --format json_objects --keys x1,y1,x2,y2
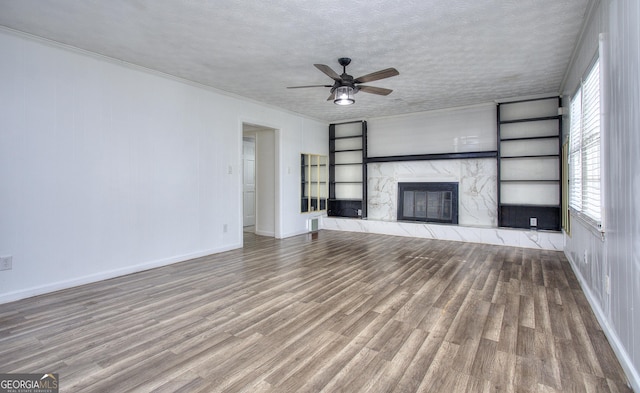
[
  {"x1": 357, "y1": 85, "x2": 393, "y2": 96},
  {"x1": 287, "y1": 85, "x2": 333, "y2": 89},
  {"x1": 354, "y1": 68, "x2": 399, "y2": 84},
  {"x1": 314, "y1": 64, "x2": 341, "y2": 81},
  {"x1": 327, "y1": 93, "x2": 335, "y2": 101}
]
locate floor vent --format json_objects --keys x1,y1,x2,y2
[{"x1": 309, "y1": 218, "x2": 319, "y2": 232}]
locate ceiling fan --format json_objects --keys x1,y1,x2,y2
[{"x1": 287, "y1": 58, "x2": 399, "y2": 105}]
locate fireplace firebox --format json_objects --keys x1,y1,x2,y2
[{"x1": 397, "y1": 182, "x2": 459, "y2": 224}]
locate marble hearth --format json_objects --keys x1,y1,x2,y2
[{"x1": 321, "y1": 217, "x2": 563, "y2": 250}]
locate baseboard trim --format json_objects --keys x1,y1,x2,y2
[
  {"x1": 565, "y1": 252, "x2": 639, "y2": 392},
  {"x1": 255, "y1": 229, "x2": 275, "y2": 237},
  {"x1": 277, "y1": 229, "x2": 312, "y2": 239},
  {"x1": 0, "y1": 243, "x2": 242, "y2": 305}
]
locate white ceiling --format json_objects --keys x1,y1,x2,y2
[{"x1": 0, "y1": 0, "x2": 590, "y2": 123}]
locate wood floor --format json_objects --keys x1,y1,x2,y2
[{"x1": 0, "y1": 230, "x2": 632, "y2": 392}]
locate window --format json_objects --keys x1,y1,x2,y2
[{"x1": 568, "y1": 58, "x2": 602, "y2": 228}]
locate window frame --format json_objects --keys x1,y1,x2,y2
[{"x1": 568, "y1": 56, "x2": 603, "y2": 232}]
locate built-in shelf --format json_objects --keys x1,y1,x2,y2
[
  {"x1": 329, "y1": 121, "x2": 367, "y2": 218},
  {"x1": 301, "y1": 153, "x2": 327, "y2": 213},
  {"x1": 497, "y1": 97, "x2": 562, "y2": 231},
  {"x1": 500, "y1": 135, "x2": 560, "y2": 142},
  {"x1": 499, "y1": 115, "x2": 561, "y2": 124},
  {"x1": 500, "y1": 203, "x2": 561, "y2": 208},
  {"x1": 500, "y1": 155, "x2": 559, "y2": 159},
  {"x1": 365, "y1": 150, "x2": 497, "y2": 163},
  {"x1": 500, "y1": 179, "x2": 559, "y2": 183}
]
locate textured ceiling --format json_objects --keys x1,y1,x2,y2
[{"x1": 0, "y1": 0, "x2": 589, "y2": 122}]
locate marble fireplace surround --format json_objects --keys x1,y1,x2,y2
[
  {"x1": 368, "y1": 158, "x2": 497, "y2": 227},
  {"x1": 322, "y1": 158, "x2": 563, "y2": 250}
]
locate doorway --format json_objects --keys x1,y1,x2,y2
[{"x1": 242, "y1": 123, "x2": 277, "y2": 238}]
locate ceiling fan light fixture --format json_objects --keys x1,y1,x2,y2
[
  {"x1": 334, "y1": 86, "x2": 355, "y2": 105},
  {"x1": 288, "y1": 59, "x2": 398, "y2": 105}
]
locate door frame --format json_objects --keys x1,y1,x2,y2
[
  {"x1": 242, "y1": 136, "x2": 256, "y2": 229},
  {"x1": 240, "y1": 121, "x2": 280, "y2": 242}
]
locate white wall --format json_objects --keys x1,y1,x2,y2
[
  {"x1": 296, "y1": 116, "x2": 329, "y2": 232},
  {"x1": 0, "y1": 29, "x2": 327, "y2": 303},
  {"x1": 367, "y1": 103, "x2": 497, "y2": 157},
  {"x1": 562, "y1": 0, "x2": 640, "y2": 390}
]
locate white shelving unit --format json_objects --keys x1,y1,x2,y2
[
  {"x1": 328, "y1": 121, "x2": 367, "y2": 218},
  {"x1": 497, "y1": 97, "x2": 562, "y2": 230}
]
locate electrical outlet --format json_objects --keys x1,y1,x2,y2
[
  {"x1": 0, "y1": 256, "x2": 12, "y2": 271},
  {"x1": 605, "y1": 275, "x2": 611, "y2": 294},
  {"x1": 583, "y1": 250, "x2": 588, "y2": 264},
  {"x1": 529, "y1": 217, "x2": 538, "y2": 227},
  {"x1": 223, "y1": 224, "x2": 228, "y2": 233}
]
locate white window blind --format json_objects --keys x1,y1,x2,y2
[
  {"x1": 568, "y1": 58, "x2": 602, "y2": 227},
  {"x1": 569, "y1": 93, "x2": 582, "y2": 211},
  {"x1": 582, "y1": 60, "x2": 601, "y2": 223}
]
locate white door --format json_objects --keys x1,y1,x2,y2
[{"x1": 243, "y1": 137, "x2": 256, "y2": 227}]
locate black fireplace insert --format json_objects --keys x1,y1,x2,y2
[{"x1": 397, "y1": 182, "x2": 459, "y2": 224}]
